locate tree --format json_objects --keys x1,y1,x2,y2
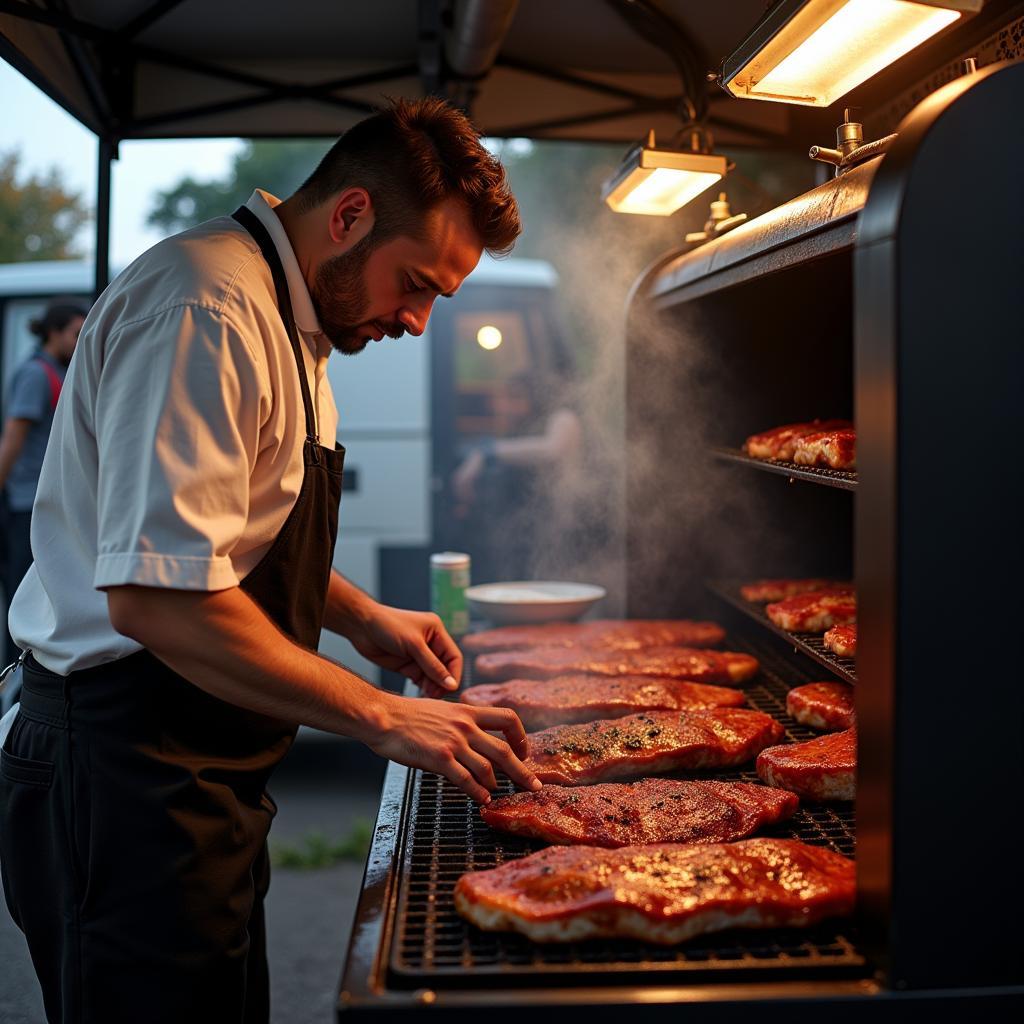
[
  {"x1": 0, "y1": 150, "x2": 90, "y2": 262},
  {"x1": 147, "y1": 139, "x2": 332, "y2": 233}
]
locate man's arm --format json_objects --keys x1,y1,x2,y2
[
  {"x1": 106, "y1": 584, "x2": 539, "y2": 803},
  {"x1": 0, "y1": 418, "x2": 32, "y2": 491},
  {"x1": 323, "y1": 569, "x2": 462, "y2": 698}
]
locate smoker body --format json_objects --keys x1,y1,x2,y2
[{"x1": 337, "y1": 62, "x2": 1024, "y2": 1017}]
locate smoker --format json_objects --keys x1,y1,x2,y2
[{"x1": 337, "y1": 61, "x2": 1024, "y2": 1018}]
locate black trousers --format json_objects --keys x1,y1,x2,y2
[
  {"x1": 2, "y1": 506, "x2": 32, "y2": 667},
  {"x1": 0, "y1": 656, "x2": 278, "y2": 1024}
]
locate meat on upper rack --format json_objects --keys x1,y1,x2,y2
[{"x1": 462, "y1": 619, "x2": 725, "y2": 655}]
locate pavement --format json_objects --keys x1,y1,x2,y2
[{"x1": 0, "y1": 734, "x2": 387, "y2": 1024}]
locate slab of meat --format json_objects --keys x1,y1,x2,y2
[
  {"x1": 792, "y1": 428, "x2": 857, "y2": 470},
  {"x1": 739, "y1": 578, "x2": 839, "y2": 603},
  {"x1": 455, "y1": 838, "x2": 855, "y2": 944},
  {"x1": 460, "y1": 675, "x2": 746, "y2": 730},
  {"x1": 757, "y1": 729, "x2": 856, "y2": 801},
  {"x1": 462, "y1": 619, "x2": 726, "y2": 655},
  {"x1": 765, "y1": 589, "x2": 856, "y2": 633},
  {"x1": 524, "y1": 708, "x2": 784, "y2": 786},
  {"x1": 474, "y1": 646, "x2": 759, "y2": 685},
  {"x1": 480, "y1": 778, "x2": 798, "y2": 847},
  {"x1": 786, "y1": 682, "x2": 855, "y2": 731},
  {"x1": 824, "y1": 623, "x2": 857, "y2": 657},
  {"x1": 744, "y1": 419, "x2": 851, "y2": 461}
]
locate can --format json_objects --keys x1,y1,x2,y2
[{"x1": 430, "y1": 552, "x2": 471, "y2": 637}]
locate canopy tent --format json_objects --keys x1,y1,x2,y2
[{"x1": 1, "y1": 0, "x2": 1008, "y2": 291}]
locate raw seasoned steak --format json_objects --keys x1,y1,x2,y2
[
  {"x1": 455, "y1": 838, "x2": 855, "y2": 945},
  {"x1": 786, "y1": 682, "x2": 855, "y2": 731},
  {"x1": 744, "y1": 419, "x2": 851, "y2": 461},
  {"x1": 460, "y1": 675, "x2": 746, "y2": 730},
  {"x1": 757, "y1": 729, "x2": 856, "y2": 801},
  {"x1": 765, "y1": 589, "x2": 856, "y2": 633},
  {"x1": 793, "y1": 428, "x2": 857, "y2": 469},
  {"x1": 739, "y1": 578, "x2": 838, "y2": 603},
  {"x1": 824, "y1": 623, "x2": 857, "y2": 657},
  {"x1": 462, "y1": 619, "x2": 726, "y2": 655},
  {"x1": 474, "y1": 646, "x2": 759, "y2": 685},
  {"x1": 480, "y1": 778, "x2": 798, "y2": 847},
  {"x1": 524, "y1": 708, "x2": 784, "y2": 786}
]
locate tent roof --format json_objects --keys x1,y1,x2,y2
[{"x1": 1, "y1": 0, "x2": 797, "y2": 147}]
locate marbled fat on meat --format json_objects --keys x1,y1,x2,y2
[
  {"x1": 524, "y1": 708, "x2": 784, "y2": 786},
  {"x1": 743, "y1": 419, "x2": 851, "y2": 461},
  {"x1": 455, "y1": 838, "x2": 855, "y2": 944},
  {"x1": 757, "y1": 729, "x2": 856, "y2": 802},
  {"x1": 786, "y1": 683, "x2": 855, "y2": 732},
  {"x1": 462, "y1": 619, "x2": 726, "y2": 655},
  {"x1": 481, "y1": 778, "x2": 798, "y2": 847},
  {"x1": 473, "y1": 646, "x2": 759, "y2": 685},
  {"x1": 765, "y1": 589, "x2": 856, "y2": 633},
  {"x1": 460, "y1": 675, "x2": 746, "y2": 730}
]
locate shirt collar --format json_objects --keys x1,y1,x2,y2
[{"x1": 243, "y1": 189, "x2": 323, "y2": 338}]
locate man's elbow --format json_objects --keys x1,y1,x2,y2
[{"x1": 106, "y1": 585, "x2": 157, "y2": 643}]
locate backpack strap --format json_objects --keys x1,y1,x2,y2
[{"x1": 32, "y1": 357, "x2": 62, "y2": 412}]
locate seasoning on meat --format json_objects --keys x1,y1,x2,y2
[
  {"x1": 460, "y1": 675, "x2": 746, "y2": 730},
  {"x1": 739, "y1": 578, "x2": 840, "y2": 603},
  {"x1": 823, "y1": 623, "x2": 857, "y2": 657},
  {"x1": 454, "y1": 838, "x2": 855, "y2": 945},
  {"x1": 474, "y1": 646, "x2": 758, "y2": 685},
  {"x1": 757, "y1": 729, "x2": 856, "y2": 802},
  {"x1": 523, "y1": 708, "x2": 784, "y2": 786},
  {"x1": 481, "y1": 778, "x2": 798, "y2": 847},
  {"x1": 793, "y1": 428, "x2": 857, "y2": 470},
  {"x1": 743, "y1": 419, "x2": 851, "y2": 461},
  {"x1": 765, "y1": 589, "x2": 856, "y2": 633},
  {"x1": 785, "y1": 682, "x2": 855, "y2": 732},
  {"x1": 462, "y1": 619, "x2": 726, "y2": 655}
]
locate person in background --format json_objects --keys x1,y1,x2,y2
[{"x1": 0, "y1": 297, "x2": 86, "y2": 667}]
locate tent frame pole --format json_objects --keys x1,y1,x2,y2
[{"x1": 94, "y1": 137, "x2": 115, "y2": 299}]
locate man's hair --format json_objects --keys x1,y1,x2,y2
[{"x1": 293, "y1": 97, "x2": 521, "y2": 257}]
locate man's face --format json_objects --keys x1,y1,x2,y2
[{"x1": 312, "y1": 197, "x2": 483, "y2": 355}]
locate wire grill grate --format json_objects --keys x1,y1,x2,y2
[
  {"x1": 709, "y1": 581, "x2": 857, "y2": 685},
  {"x1": 712, "y1": 446, "x2": 858, "y2": 491},
  {"x1": 387, "y1": 637, "x2": 864, "y2": 988}
]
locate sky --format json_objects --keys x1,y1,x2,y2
[{"x1": 2, "y1": 59, "x2": 244, "y2": 270}]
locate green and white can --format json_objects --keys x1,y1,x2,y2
[{"x1": 430, "y1": 551, "x2": 471, "y2": 637}]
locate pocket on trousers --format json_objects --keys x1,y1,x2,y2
[{"x1": 0, "y1": 748, "x2": 54, "y2": 788}]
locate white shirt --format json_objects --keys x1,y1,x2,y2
[{"x1": 9, "y1": 190, "x2": 339, "y2": 675}]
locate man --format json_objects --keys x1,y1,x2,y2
[
  {"x1": 0, "y1": 98, "x2": 538, "y2": 1024},
  {"x1": 0, "y1": 297, "x2": 86, "y2": 669}
]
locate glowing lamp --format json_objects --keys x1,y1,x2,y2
[
  {"x1": 477, "y1": 325, "x2": 503, "y2": 350},
  {"x1": 721, "y1": 0, "x2": 979, "y2": 107},
  {"x1": 602, "y1": 133, "x2": 727, "y2": 217}
]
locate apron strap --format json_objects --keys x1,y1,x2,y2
[{"x1": 231, "y1": 205, "x2": 319, "y2": 444}]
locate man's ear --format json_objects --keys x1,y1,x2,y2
[{"x1": 328, "y1": 187, "x2": 374, "y2": 251}]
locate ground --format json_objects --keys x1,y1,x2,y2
[{"x1": 0, "y1": 735, "x2": 386, "y2": 1024}]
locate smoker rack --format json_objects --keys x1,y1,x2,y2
[
  {"x1": 708, "y1": 582, "x2": 857, "y2": 687},
  {"x1": 384, "y1": 635, "x2": 863, "y2": 989},
  {"x1": 711, "y1": 447, "x2": 858, "y2": 492}
]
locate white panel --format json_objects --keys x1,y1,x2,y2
[
  {"x1": 319, "y1": 535, "x2": 379, "y2": 685},
  {"x1": 328, "y1": 329, "x2": 429, "y2": 434},
  {"x1": 336, "y1": 438, "x2": 430, "y2": 541}
]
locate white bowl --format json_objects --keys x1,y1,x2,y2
[{"x1": 465, "y1": 581, "x2": 607, "y2": 626}]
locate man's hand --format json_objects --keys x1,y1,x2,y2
[
  {"x1": 372, "y1": 692, "x2": 540, "y2": 804},
  {"x1": 347, "y1": 602, "x2": 463, "y2": 699}
]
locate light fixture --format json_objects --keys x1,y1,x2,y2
[
  {"x1": 721, "y1": 0, "x2": 980, "y2": 107},
  {"x1": 476, "y1": 325, "x2": 503, "y2": 351},
  {"x1": 602, "y1": 131, "x2": 727, "y2": 217}
]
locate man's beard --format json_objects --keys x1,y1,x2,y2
[{"x1": 311, "y1": 237, "x2": 403, "y2": 355}]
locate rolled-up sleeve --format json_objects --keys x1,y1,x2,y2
[{"x1": 93, "y1": 303, "x2": 267, "y2": 591}]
